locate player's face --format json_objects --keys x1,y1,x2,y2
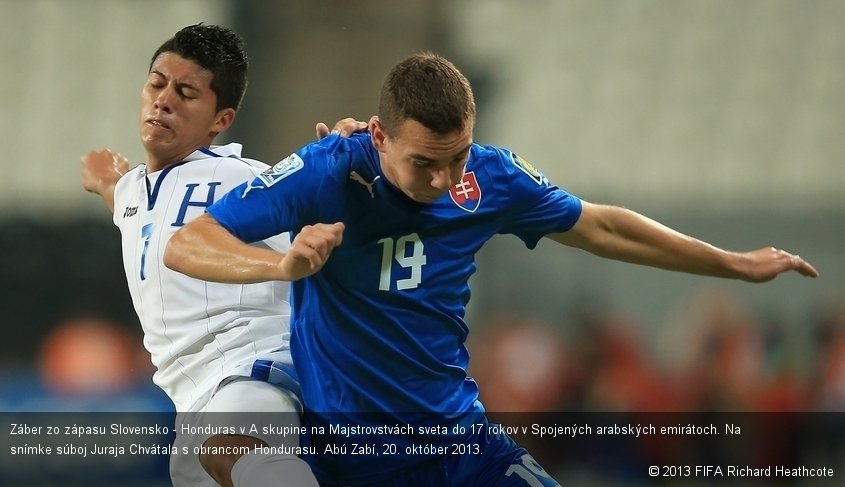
[
  {"x1": 139, "y1": 52, "x2": 234, "y2": 171},
  {"x1": 373, "y1": 118, "x2": 473, "y2": 204}
]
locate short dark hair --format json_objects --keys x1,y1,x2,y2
[
  {"x1": 150, "y1": 23, "x2": 248, "y2": 111},
  {"x1": 379, "y1": 52, "x2": 476, "y2": 136}
]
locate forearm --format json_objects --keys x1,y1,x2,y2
[
  {"x1": 83, "y1": 176, "x2": 118, "y2": 214},
  {"x1": 100, "y1": 184, "x2": 118, "y2": 215},
  {"x1": 551, "y1": 203, "x2": 745, "y2": 278},
  {"x1": 601, "y1": 209, "x2": 743, "y2": 278},
  {"x1": 164, "y1": 214, "x2": 286, "y2": 284}
]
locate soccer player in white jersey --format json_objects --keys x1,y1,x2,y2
[{"x1": 81, "y1": 24, "x2": 363, "y2": 487}]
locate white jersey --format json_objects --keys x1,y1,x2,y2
[{"x1": 113, "y1": 143, "x2": 292, "y2": 411}]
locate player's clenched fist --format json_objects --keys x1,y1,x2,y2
[
  {"x1": 80, "y1": 149, "x2": 129, "y2": 195},
  {"x1": 279, "y1": 223, "x2": 345, "y2": 280},
  {"x1": 81, "y1": 149, "x2": 130, "y2": 214}
]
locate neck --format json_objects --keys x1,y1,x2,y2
[{"x1": 146, "y1": 150, "x2": 194, "y2": 173}]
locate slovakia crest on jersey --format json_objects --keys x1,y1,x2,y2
[{"x1": 449, "y1": 171, "x2": 481, "y2": 213}]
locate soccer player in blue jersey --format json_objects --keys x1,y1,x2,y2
[{"x1": 165, "y1": 52, "x2": 819, "y2": 486}]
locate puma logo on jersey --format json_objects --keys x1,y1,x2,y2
[
  {"x1": 123, "y1": 206, "x2": 138, "y2": 218},
  {"x1": 350, "y1": 171, "x2": 380, "y2": 198}
]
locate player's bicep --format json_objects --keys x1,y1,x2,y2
[
  {"x1": 546, "y1": 200, "x2": 601, "y2": 249},
  {"x1": 164, "y1": 213, "x2": 233, "y2": 270}
]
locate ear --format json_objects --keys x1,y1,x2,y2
[
  {"x1": 370, "y1": 117, "x2": 387, "y2": 151},
  {"x1": 212, "y1": 108, "x2": 237, "y2": 134}
]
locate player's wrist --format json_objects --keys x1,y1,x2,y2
[
  {"x1": 274, "y1": 252, "x2": 299, "y2": 282},
  {"x1": 724, "y1": 251, "x2": 754, "y2": 281}
]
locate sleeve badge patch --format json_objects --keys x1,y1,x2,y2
[
  {"x1": 510, "y1": 152, "x2": 547, "y2": 185},
  {"x1": 257, "y1": 153, "x2": 304, "y2": 187}
]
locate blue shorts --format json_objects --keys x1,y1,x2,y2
[{"x1": 318, "y1": 421, "x2": 561, "y2": 487}]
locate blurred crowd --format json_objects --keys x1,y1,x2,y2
[
  {"x1": 468, "y1": 286, "x2": 845, "y2": 482},
  {"x1": 470, "y1": 286, "x2": 845, "y2": 414}
]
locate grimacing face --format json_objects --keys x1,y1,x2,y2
[
  {"x1": 139, "y1": 52, "x2": 234, "y2": 172},
  {"x1": 372, "y1": 118, "x2": 473, "y2": 204}
]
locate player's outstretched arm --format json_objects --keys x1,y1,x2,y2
[
  {"x1": 165, "y1": 213, "x2": 344, "y2": 283},
  {"x1": 548, "y1": 201, "x2": 818, "y2": 282},
  {"x1": 80, "y1": 149, "x2": 129, "y2": 214}
]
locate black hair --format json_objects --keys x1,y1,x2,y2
[{"x1": 150, "y1": 23, "x2": 248, "y2": 111}]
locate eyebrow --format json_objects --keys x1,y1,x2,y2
[
  {"x1": 409, "y1": 153, "x2": 436, "y2": 163},
  {"x1": 409, "y1": 144, "x2": 472, "y2": 164}
]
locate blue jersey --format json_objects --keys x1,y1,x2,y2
[{"x1": 208, "y1": 133, "x2": 581, "y2": 483}]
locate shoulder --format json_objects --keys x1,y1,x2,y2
[
  {"x1": 469, "y1": 143, "x2": 548, "y2": 185},
  {"x1": 239, "y1": 134, "x2": 375, "y2": 196},
  {"x1": 184, "y1": 155, "x2": 270, "y2": 183},
  {"x1": 123, "y1": 164, "x2": 146, "y2": 179},
  {"x1": 186, "y1": 144, "x2": 269, "y2": 174},
  {"x1": 467, "y1": 143, "x2": 520, "y2": 172},
  {"x1": 220, "y1": 156, "x2": 270, "y2": 178},
  {"x1": 114, "y1": 164, "x2": 145, "y2": 193},
  {"x1": 298, "y1": 132, "x2": 375, "y2": 182},
  {"x1": 230, "y1": 156, "x2": 269, "y2": 171},
  {"x1": 301, "y1": 132, "x2": 372, "y2": 165},
  {"x1": 466, "y1": 143, "x2": 516, "y2": 183}
]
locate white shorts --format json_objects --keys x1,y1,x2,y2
[{"x1": 168, "y1": 361, "x2": 303, "y2": 487}]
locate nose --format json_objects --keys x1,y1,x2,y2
[
  {"x1": 153, "y1": 87, "x2": 174, "y2": 113},
  {"x1": 429, "y1": 166, "x2": 454, "y2": 192}
]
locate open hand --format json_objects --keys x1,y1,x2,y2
[{"x1": 739, "y1": 247, "x2": 819, "y2": 282}]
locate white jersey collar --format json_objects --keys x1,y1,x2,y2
[{"x1": 184, "y1": 143, "x2": 244, "y2": 162}]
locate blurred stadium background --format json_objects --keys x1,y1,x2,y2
[{"x1": 0, "y1": 0, "x2": 842, "y2": 485}]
